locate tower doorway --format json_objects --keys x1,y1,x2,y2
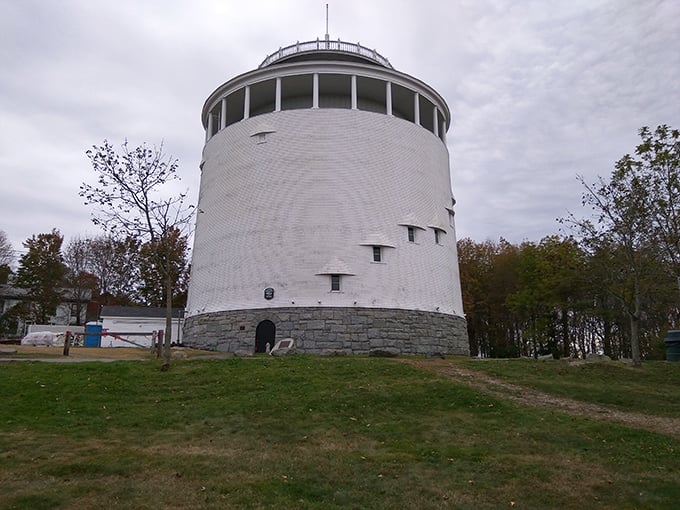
[{"x1": 255, "y1": 320, "x2": 276, "y2": 353}]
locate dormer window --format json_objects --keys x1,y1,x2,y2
[
  {"x1": 399, "y1": 215, "x2": 425, "y2": 244},
  {"x1": 316, "y1": 258, "x2": 354, "y2": 292},
  {"x1": 250, "y1": 126, "x2": 276, "y2": 145},
  {"x1": 360, "y1": 235, "x2": 394, "y2": 262},
  {"x1": 427, "y1": 221, "x2": 446, "y2": 246},
  {"x1": 446, "y1": 207, "x2": 456, "y2": 228}
]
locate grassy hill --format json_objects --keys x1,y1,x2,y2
[{"x1": 0, "y1": 356, "x2": 678, "y2": 509}]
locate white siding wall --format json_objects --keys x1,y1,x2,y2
[
  {"x1": 187, "y1": 108, "x2": 464, "y2": 318},
  {"x1": 100, "y1": 316, "x2": 183, "y2": 348}
]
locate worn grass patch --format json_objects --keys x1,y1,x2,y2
[
  {"x1": 0, "y1": 356, "x2": 678, "y2": 509},
  {"x1": 461, "y1": 358, "x2": 680, "y2": 417}
]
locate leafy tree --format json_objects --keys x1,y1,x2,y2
[
  {"x1": 582, "y1": 248, "x2": 622, "y2": 358},
  {"x1": 14, "y1": 229, "x2": 67, "y2": 324},
  {"x1": 458, "y1": 238, "x2": 521, "y2": 357},
  {"x1": 457, "y1": 237, "x2": 494, "y2": 357},
  {"x1": 137, "y1": 227, "x2": 189, "y2": 308},
  {"x1": 487, "y1": 240, "x2": 522, "y2": 357},
  {"x1": 563, "y1": 126, "x2": 679, "y2": 366},
  {"x1": 458, "y1": 233, "x2": 669, "y2": 360},
  {"x1": 88, "y1": 235, "x2": 141, "y2": 305},
  {"x1": 0, "y1": 302, "x2": 29, "y2": 337},
  {"x1": 508, "y1": 237, "x2": 586, "y2": 358},
  {"x1": 457, "y1": 129, "x2": 678, "y2": 362},
  {"x1": 81, "y1": 140, "x2": 194, "y2": 366},
  {"x1": 633, "y1": 125, "x2": 680, "y2": 295}
]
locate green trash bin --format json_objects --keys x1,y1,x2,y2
[{"x1": 665, "y1": 330, "x2": 680, "y2": 361}]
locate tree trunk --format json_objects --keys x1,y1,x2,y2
[
  {"x1": 630, "y1": 275, "x2": 642, "y2": 367},
  {"x1": 163, "y1": 262, "x2": 173, "y2": 367},
  {"x1": 630, "y1": 314, "x2": 641, "y2": 367},
  {"x1": 602, "y1": 316, "x2": 613, "y2": 359},
  {"x1": 561, "y1": 307, "x2": 570, "y2": 358}
]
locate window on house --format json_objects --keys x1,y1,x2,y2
[
  {"x1": 331, "y1": 274, "x2": 340, "y2": 291},
  {"x1": 434, "y1": 229, "x2": 441, "y2": 245},
  {"x1": 448, "y1": 210, "x2": 455, "y2": 228},
  {"x1": 372, "y1": 246, "x2": 382, "y2": 262},
  {"x1": 407, "y1": 227, "x2": 415, "y2": 243}
]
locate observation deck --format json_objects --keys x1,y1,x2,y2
[
  {"x1": 259, "y1": 38, "x2": 393, "y2": 69},
  {"x1": 203, "y1": 37, "x2": 450, "y2": 145}
]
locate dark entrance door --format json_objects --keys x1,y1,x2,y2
[{"x1": 255, "y1": 320, "x2": 276, "y2": 353}]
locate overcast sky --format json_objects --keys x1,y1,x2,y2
[{"x1": 1, "y1": 0, "x2": 678, "y2": 258}]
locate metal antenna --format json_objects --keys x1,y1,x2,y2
[{"x1": 325, "y1": 3, "x2": 329, "y2": 41}]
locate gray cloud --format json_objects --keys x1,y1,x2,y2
[{"x1": 1, "y1": 0, "x2": 678, "y2": 255}]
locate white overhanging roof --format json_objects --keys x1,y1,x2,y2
[
  {"x1": 316, "y1": 257, "x2": 355, "y2": 275},
  {"x1": 359, "y1": 233, "x2": 395, "y2": 248}
]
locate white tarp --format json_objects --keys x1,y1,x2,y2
[{"x1": 21, "y1": 331, "x2": 65, "y2": 347}]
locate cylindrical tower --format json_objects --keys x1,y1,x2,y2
[{"x1": 184, "y1": 38, "x2": 469, "y2": 356}]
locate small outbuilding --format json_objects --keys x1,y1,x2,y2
[{"x1": 99, "y1": 306, "x2": 184, "y2": 348}]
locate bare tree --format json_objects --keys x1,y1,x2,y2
[
  {"x1": 63, "y1": 237, "x2": 97, "y2": 325},
  {"x1": 0, "y1": 230, "x2": 13, "y2": 284},
  {"x1": 88, "y1": 235, "x2": 141, "y2": 304},
  {"x1": 80, "y1": 140, "x2": 194, "y2": 367},
  {"x1": 0, "y1": 230, "x2": 13, "y2": 268}
]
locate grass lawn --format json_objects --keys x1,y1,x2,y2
[
  {"x1": 461, "y1": 358, "x2": 680, "y2": 417},
  {"x1": 0, "y1": 356, "x2": 678, "y2": 509}
]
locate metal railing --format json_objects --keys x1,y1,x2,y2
[{"x1": 259, "y1": 38, "x2": 393, "y2": 69}]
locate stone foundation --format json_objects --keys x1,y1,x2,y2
[{"x1": 183, "y1": 307, "x2": 469, "y2": 356}]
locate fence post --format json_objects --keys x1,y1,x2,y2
[
  {"x1": 63, "y1": 331, "x2": 71, "y2": 356},
  {"x1": 150, "y1": 331, "x2": 157, "y2": 354},
  {"x1": 156, "y1": 330, "x2": 164, "y2": 358}
]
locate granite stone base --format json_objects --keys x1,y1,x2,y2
[{"x1": 183, "y1": 307, "x2": 469, "y2": 356}]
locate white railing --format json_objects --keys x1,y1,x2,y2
[{"x1": 259, "y1": 38, "x2": 393, "y2": 69}]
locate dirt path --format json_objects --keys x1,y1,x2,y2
[{"x1": 400, "y1": 358, "x2": 680, "y2": 441}]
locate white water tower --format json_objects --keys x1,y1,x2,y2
[{"x1": 184, "y1": 37, "x2": 468, "y2": 356}]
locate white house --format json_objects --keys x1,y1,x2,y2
[
  {"x1": 0, "y1": 284, "x2": 91, "y2": 336},
  {"x1": 184, "y1": 37, "x2": 468, "y2": 356}
]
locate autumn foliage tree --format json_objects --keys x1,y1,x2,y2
[
  {"x1": 563, "y1": 125, "x2": 679, "y2": 366},
  {"x1": 460, "y1": 125, "x2": 678, "y2": 362},
  {"x1": 458, "y1": 235, "x2": 672, "y2": 360},
  {"x1": 457, "y1": 238, "x2": 520, "y2": 357},
  {"x1": 14, "y1": 229, "x2": 67, "y2": 324},
  {"x1": 137, "y1": 227, "x2": 189, "y2": 307}
]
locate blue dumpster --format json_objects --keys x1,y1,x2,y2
[
  {"x1": 85, "y1": 322, "x2": 102, "y2": 347},
  {"x1": 665, "y1": 330, "x2": 680, "y2": 362}
]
